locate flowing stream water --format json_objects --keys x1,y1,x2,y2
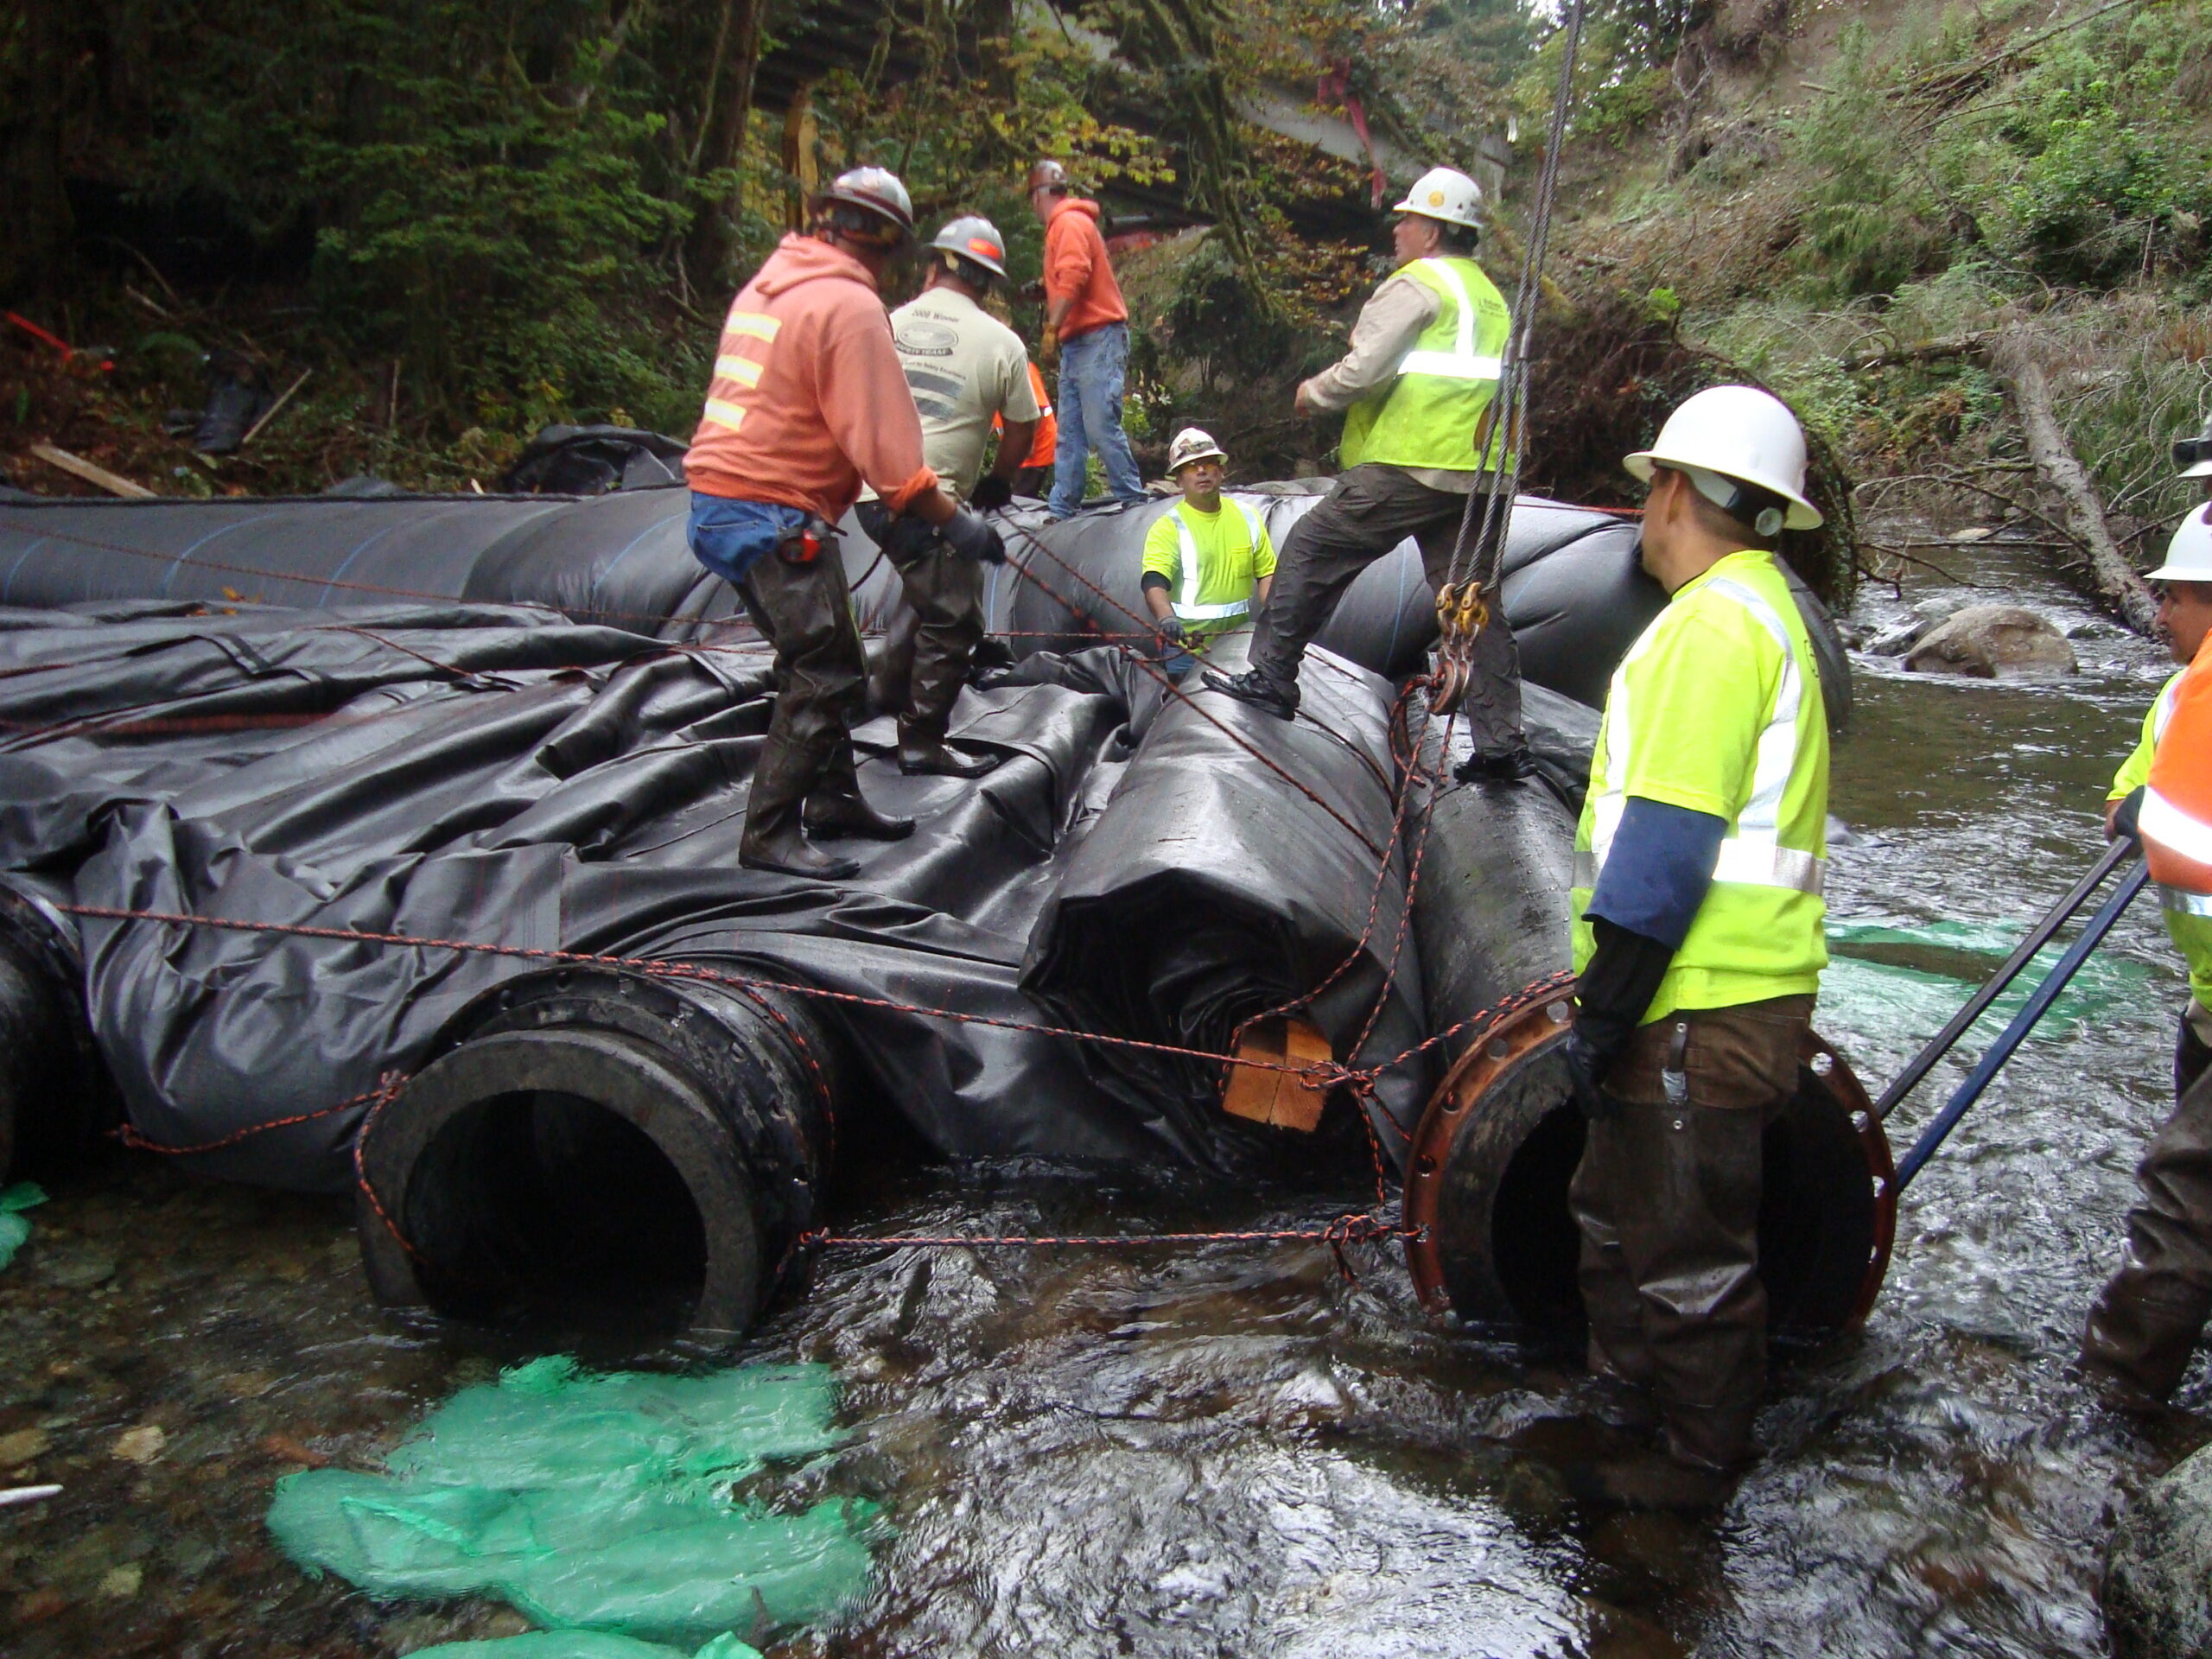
[{"x1": 4, "y1": 537, "x2": 2207, "y2": 1657}]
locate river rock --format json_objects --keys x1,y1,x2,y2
[
  {"x1": 2107, "y1": 1444, "x2": 2212, "y2": 1658},
  {"x1": 1904, "y1": 605, "x2": 2077, "y2": 678}
]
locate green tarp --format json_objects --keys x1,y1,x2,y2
[
  {"x1": 0, "y1": 1183, "x2": 46, "y2": 1272},
  {"x1": 268, "y1": 1357, "x2": 874, "y2": 1647}
]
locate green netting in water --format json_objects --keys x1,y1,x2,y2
[
  {"x1": 267, "y1": 1357, "x2": 874, "y2": 1647},
  {"x1": 0, "y1": 1183, "x2": 46, "y2": 1272},
  {"x1": 412, "y1": 1632, "x2": 764, "y2": 1658},
  {"x1": 1821, "y1": 917, "x2": 2155, "y2": 1048}
]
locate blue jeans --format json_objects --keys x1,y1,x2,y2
[
  {"x1": 1049, "y1": 321, "x2": 1146, "y2": 518},
  {"x1": 688, "y1": 492, "x2": 807, "y2": 585}
]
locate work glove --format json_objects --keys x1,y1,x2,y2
[
  {"x1": 1561, "y1": 1027, "x2": 1616, "y2": 1121},
  {"x1": 2113, "y1": 785, "x2": 2145, "y2": 843},
  {"x1": 940, "y1": 505, "x2": 1007, "y2": 565},
  {"x1": 1155, "y1": 616, "x2": 1186, "y2": 646},
  {"x1": 970, "y1": 474, "x2": 1015, "y2": 513}
]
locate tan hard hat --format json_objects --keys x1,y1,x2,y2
[{"x1": 1167, "y1": 428, "x2": 1228, "y2": 473}]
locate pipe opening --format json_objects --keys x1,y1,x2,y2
[{"x1": 404, "y1": 1088, "x2": 708, "y2": 1344}]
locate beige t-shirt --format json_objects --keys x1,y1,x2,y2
[{"x1": 887, "y1": 286, "x2": 1041, "y2": 498}]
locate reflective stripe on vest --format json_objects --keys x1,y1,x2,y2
[
  {"x1": 1396, "y1": 259, "x2": 1505, "y2": 383},
  {"x1": 1172, "y1": 501, "x2": 1260, "y2": 621},
  {"x1": 1580, "y1": 575, "x2": 1825, "y2": 898}
]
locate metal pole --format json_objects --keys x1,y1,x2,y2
[
  {"x1": 1894, "y1": 858, "x2": 2149, "y2": 1192},
  {"x1": 1875, "y1": 836, "x2": 2135, "y2": 1122}
]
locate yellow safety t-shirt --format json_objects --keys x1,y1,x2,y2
[
  {"x1": 1140, "y1": 499, "x2": 1277, "y2": 637},
  {"x1": 1572, "y1": 548, "x2": 1831, "y2": 1022},
  {"x1": 2115, "y1": 669, "x2": 2212, "y2": 1005}
]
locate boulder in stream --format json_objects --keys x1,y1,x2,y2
[
  {"x1": 1904, "y1": 604, "x2": 2077, "y2": 678},
  {"x1": 2106, "y1": 1444, "x2": 2212, "y2": 1658}
]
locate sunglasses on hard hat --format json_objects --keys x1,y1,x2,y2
[{"x1": 2175, "y1": 436, "x2": 2212, "y2": 471}]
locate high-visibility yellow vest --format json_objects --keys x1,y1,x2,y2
[
  {"x1": 1572, "y1": 549, "x2": 1830, "y2": 1022},
  {"x1": 1338, "y1": 257, "x2": 1511, "y2": 474}
]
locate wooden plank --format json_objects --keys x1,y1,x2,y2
[
  {"x1": 1222, "y1": 1017, "x2": 1332, "y2": 1133},
  {"x1": 29, "y1": 443, "x2": 156, "y2": 499}
]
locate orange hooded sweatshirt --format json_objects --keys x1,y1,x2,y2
[
  {"x1": 1043, "y1": 199, "x2": 1128, "y2": 341},
  {"x1": 684, "y1": 234, "x2": 939, "y2": 519}
]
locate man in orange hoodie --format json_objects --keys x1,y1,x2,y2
[
  {"x1": 684, "y1": 166, "x2": 1006, "y2": 880},
  {"x1": 1029, "y1": 160, "x2": 1146, "y2": 520}
]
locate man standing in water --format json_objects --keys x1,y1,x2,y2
[
  {"x1": 1206, "y1": 165, "x2": 1531, "y2": 781},
  {"x1": 1563, "y1": 385, "x2": 1831, "y2": 1482},
  {"x1": 683, "y1": 166, "x2": 1004, "y2": 880},
  {"x1": 2081, "y1": 505, "x2": 2212, "y2": 1406}
]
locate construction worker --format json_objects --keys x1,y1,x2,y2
[
  {"x1": 1027, "y1": 160, "x2": 1145, "y2": 519},
  {"x1": 1562, "y1": 385, "x2": 1831, "y2": 1481},
  {"x1": 1140, "y1": 428, "x2": 1277, "y2": 678},
  {"x1": 1208, "y1": 165, "x2": 1531, "y2": 779},
  {"x1": 683, "y1": 166, "x2": 1005, "y2": 880},
  {"x1": 2080, "y1": 504, "x2": 2212, "y2": 1406},
  {"x1": 861, "y1": 215, "x2": 1038, "y2": 779},
  {"x1": 997, "y1": 361, "x2": 1058, "y2": 499}
]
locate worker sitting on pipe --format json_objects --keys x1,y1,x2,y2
[
  {"x1": 1205, "y1": 165, "x2": 1531, "y2": 779},
  {"x1": 2082, "y1": 504, "x2": 2212, "y2": 1408},
  {"x1": 1140, "y1": 428, "x2": 1276, "y2": 678},
  {"x1": 1563, "y1": 385, "x2": 1831, "y2": 1487}
]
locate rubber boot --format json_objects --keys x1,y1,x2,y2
[
  {"x1": 2082, "y1": 1279, "x2": 2212, "y2": 1406},
  {"x1": 897, "y1": 719, "x2": 1000, "y2": 779},
  {"x1": 1203, "y1": 667, "x2": 1299, "y2": 721},
  {"x1": 741, "y1": 734, "x2": 859, "y2": 881},
  {"x1": 804, "y1": 742, "x2": 915, "y2": 841},
  {"x1": 1568, "y1": 1106, "x2": 1658, "y2": 1432}
]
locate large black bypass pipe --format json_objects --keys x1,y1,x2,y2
[
  {"x1": 357, "y1": 965, "x2": 837, "y2": 1350},
  {"x1": 0, "y1": 884, "x2": 114, "y2": 1184}
]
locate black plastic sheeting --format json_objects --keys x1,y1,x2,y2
[
  {"x1": 0, "y1": 600, "x2": 1427, "y2": 1191},
  {"x1": 0, "y1": 490, "x2": 1852, "y2": 728}
]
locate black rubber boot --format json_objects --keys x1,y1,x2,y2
[
  {"x1": 1203, "y1": 667, "x2": 1299, "y2": 721},
  {"x1": 804, "y1": 745, "x2": 915, "y2": 841},
  {"x1": 741, "y1": 735, "x2": 860, "y2": 880},
  {"x1": 897, "y1": 730, "x2": 1000, "y2": 779}
]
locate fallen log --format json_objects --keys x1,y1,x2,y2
[
  {"x1": 1842, "y1": 331, "x2": 1992, "y2": 372},
  {"x1": 1989, "y1": 333, "x2": 2160, "y2": 635}
]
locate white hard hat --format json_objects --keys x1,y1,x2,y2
[
  {"x1": 1167, "y1": 428, "x2": 1228, "y2": 473},
  {"x1": 2175, "y1": 413, "x2": 2212, "y2": 480},
  {"x1": 929, "y1": 215, "x2": 1008, "y2": 279},
  {"x1": 1390, "y1": 166, "x2": 1485, "y2": 232},
  {"x1": 1624, "y1": 384, "x2": 1824, "y2": 532},
  {"x1": 2146, "y1": 505, "x2": 2212, "y2": 581},
  {"x1": 815, "y1": 166, "x2": 915, "y2": 238}
]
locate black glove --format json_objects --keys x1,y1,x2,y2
[
  {"x1": 941, "y1": 506, "x2": 1007, "y2": 565},
  {"x1": 1567, "y1": 918, "x2": 1679, "y2": 1118},
  {"x1": 1156, "y1": 616, "x2": 1186, "y2": 645},
  {"x1": 1562, "y1": 1029, "x2": 1613, "y2": 1120},
  {"x1": 970, "y1": 474, "x2": 1015, "y2": 513},
  {"x1": 2113, "y1": 785, "x2": 2145, "y2": 842}
]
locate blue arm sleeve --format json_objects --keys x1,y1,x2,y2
[{"x1": 1586, "y1": 797, "x2": 1729, "y2": 950}]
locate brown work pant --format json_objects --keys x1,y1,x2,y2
[
  {"x1": 1568, "y1": 995, "x2": 1814, "y2": 1469},
  {"x1": 871, "y1": 535, "x2": 985, "y2": 748},
  {"x1": 1246, "y1": 463, "x2": 1522, "y2": 758},
  {"x1": 2082, "y1": 1011, "x2": 2212, "y2": 1399},
  {"x1": 734, "y1": 543, "x2": 868, "y2": 830}
]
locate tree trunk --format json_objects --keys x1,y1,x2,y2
[
  {"x1": 681, "y1": 0, "x2": 766, "y2": 295},
  {"x1": 1990, "y1": 332, "x2": 2160, "y2": 636}
]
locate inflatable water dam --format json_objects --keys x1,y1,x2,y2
[{"x1": 0, "y1": 486, "x2": 1885, "y2": 1348}]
